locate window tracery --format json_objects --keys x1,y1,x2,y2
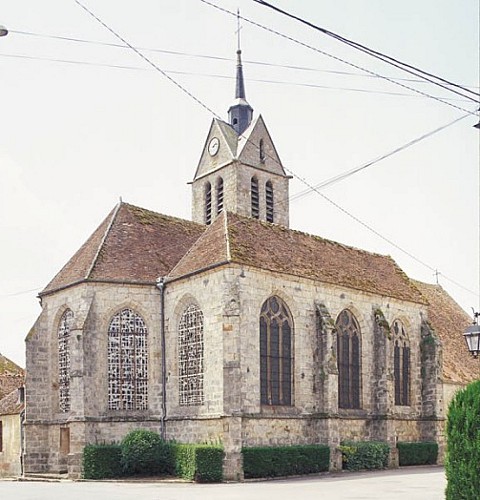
[
  {"x1": 178, "y1": 304, "x2": 204, "y2": 406},
  {"x1": 260, "y1": 296, "x2": 293, "y2": 406},
  {"x1": 393, "y1": 319, "x2": 410, "y2": 406},
  {"x1": 108, "y1": 308, "x2": 148, "y2": 411},
  {"x1": 58, "y1": 309, "x2": 73, "y2": 413}
]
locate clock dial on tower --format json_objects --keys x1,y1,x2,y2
[{"x1": 208, "y1": 137, "x2": 220, "y2": 156}]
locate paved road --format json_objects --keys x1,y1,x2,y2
[{"x1": 0, "y1": 466, "x2": 445, "y2": 500}]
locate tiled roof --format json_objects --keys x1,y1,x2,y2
[
  {"x1": 414, "y1": 280, "x2": 477, "y2": 384},
  {"x1": 0, "y1": 354, "x2": 24, "y2": 400},
  {"x1": 41, "y1": 203, "x2": 205, "y2": 295},
  {"x1": 0, "y1": 389, "x2": 24, "y2": 416},
  {"x1": 170, "y1": 212, "x2": 425, "y2": 304}
]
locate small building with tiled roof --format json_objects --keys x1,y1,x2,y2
[{"x1": 24, "y1": 47, "x2": 469, "y2": 480}]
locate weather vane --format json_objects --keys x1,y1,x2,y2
[{"x1": 236, "y1": 8, "x2": 242, "y2": 51}]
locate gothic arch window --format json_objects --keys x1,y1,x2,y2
[
  {"x1": 205, "y1": 182, "x2": 212, "y2": 225},
  {"x1": 178, "y1": 304, "x2": 204, "y2": 406},
  {"x1": 392, "y1": 319, "x2": 410, "y2": 406},
  {"x1": 108, "y1": 308, "x2": 148, "y2": 411},
  {"x1": 260, "y1": 296, "x2": 293, "y2": 406},
  {"x1": 251, "y1": 176, "x2": 259, "y2": 219},
  {"x1": 336, "y1": 309, "x2": 361, "y2": 409},
  {"x1": 266, "y1": 180, "x2": 274, "y2": 223},
  {"x1": 58, "y1": 309, "x2": 74, "y2": 413},
  {"x1": 259, "y1": 138, "x2": 266, "y2": 162},
  {"x1": 216, "y1": 177, "x2": 224, "y2": 215}
]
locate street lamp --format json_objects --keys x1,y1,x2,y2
[
  {"x1": 0, "y1": 25, "x2": 8, "y2": 37},
  {"x1": 464, "y1": 312, "x2": 480, "y2": 358}
]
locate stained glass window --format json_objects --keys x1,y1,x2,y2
[
  {"x1": 336, "y1": 309, "x2": 361, "y2": 409},
  {"x1": 58, "y1": 309, "x2": 73, "y2": 413},
  {"x1": 260, "y1": 296, "x2": 293, "y2": 406},
  {"x1": 393, "y1": 320, "x2": 410, "y2": 406},
  {"x1": 108, "y1": 308, "x2": 148, "y2": 411},
  {"x1": 178, "y1": 304, "x2": 204, "y2": 406}
]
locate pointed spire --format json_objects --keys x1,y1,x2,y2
[{"x1": 228, "y1": 9, "x2": 253, "y2": 135}]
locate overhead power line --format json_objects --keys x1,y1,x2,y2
[
  {"x1": 199, "y1": 0, "x2": 479, "y2": 118},
  {"x1": 253, "y1": 0, "x2": 480, "y2": 102},
  {"x1": 72, "y1": 0, "x2": 479, "y2": 302}
]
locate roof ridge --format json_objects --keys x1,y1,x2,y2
[
  {"x1": 85, "y1": 201, "x2": 122, "y2": 280},
  {"x1": 216, "y1": 119, "x2": 238, "y2": 158}
]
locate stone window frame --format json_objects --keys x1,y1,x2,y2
[
  {"x1": 178, "y1": 303, "x2": 205, "y2": 406},
  {"x1": 107, "y1": 308, "x2": 148, "y2": 411},
  {"x1": 58, "y1": 309, "x2": 74, "y2": 413},
  {"x1": 259, "y1": 138, "x2": 266, "y2": 163},
  {"x1": 265, "y1": 180, "x2": 274, "y2": 223},
  {"x1": 216, "y1": 177, "x2": 224, "y2": 215},
  {"x1": 260, "y1": 295, "x2": 293, "y2": 406},
  {"x1": 251, "y1": 176, "x2": 260, "y2": 219},
  {"x1": 336, "y1": 309, "x2": 362, "y2": 410},
  {"x1": 392, "y1": 319, "x2": 410, "y2": 406}
]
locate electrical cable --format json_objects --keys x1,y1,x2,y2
[
  {"x1": 252, "y1": 0, "x2": 480, "y2": 101},
  {"x1": 199, "y1": 0, "x2": 479, "y2": 117}
]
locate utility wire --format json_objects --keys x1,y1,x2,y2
[
  {"x1": 72, "y1": 0, "x2": 478, "y2": 302},
  {"x1": 0, "y1": 52, "x2": 471, "y2": 102},
  {"x1": 199, "y1": 0, "x2": 479, "y2": 117},
  {"x1": 289, "y1": 112, "x2": 471, "y2": 202},
  {"x1": 253, "y1": 0, "x2": 480, "y2": 101},
  {"x1": 11, "y1": 29, "x2": 480, "y2": 90}
]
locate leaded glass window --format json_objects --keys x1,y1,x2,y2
[
  {"x1": 266, "y1": 181, "x2": 274, "y2": 223},
  {"x1": 216, "y1": 177, "x2": 224, "y2": 215},
  {"x1": 205, "y1": 182, "x2": 212, "y2": 225},
  {"x1": 108, "y1": 308, "x2": 148, "y2": 411},
  {"x1": 58, "y1": 309, "x2": 73, "y2": 413},
  {"x1": 260, "y1": 296, "x2": 293, "y2": 406},
  {"x1": 336, "y1": 309, "x2": 361, "y2": 409},
  {"x1": 178, "y1": 304, "x2": 204, "y2": 406},
  {"x1": 393, "y1": 319, "x2": 410, "y2": 406},
  {"x1": 251, "y1": 176, "x2": 259, "y2": 219}
]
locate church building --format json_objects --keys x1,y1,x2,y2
[{"x1": 23, "y1": 48, "x2": 473, "y2": 480}]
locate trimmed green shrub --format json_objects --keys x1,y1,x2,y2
[
  {"x1": 120, "y1": 429, "x2": 173, "y2": 476},
  {"x1": 397, "y1": 442, "x2": 438, "y2": 466},
  {"x1": 82, "y1": 444, "x2": 122, "y2": 479},
  {"x1": 174, "y1": 443, "x2": 224, "y2": 482},
  {"x1": 446, "y1": 380, "x2": 480, "y2": 500},
  {"x1": 242, "y1": 445, "x2": 330, "y2": 478},
  {"x1": 340, "y1": 441, "x2": 389, "y2": 471}
]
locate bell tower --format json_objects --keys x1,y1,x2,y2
[{"x1": 191, "y1": 36, "x2": 290, "y2": 227}]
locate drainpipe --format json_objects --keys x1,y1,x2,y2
[{"x1": 156, "y1": 277, "x2": 167, "y2": 440}]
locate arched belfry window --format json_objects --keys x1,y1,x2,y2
[
  {"x1": 259, "y1": 138, "x2": 266, "y2": 162},
  {"x1": 205, "y1": 182, "x2": 212, "y2": 225},
  {"x1": 216, "y1": 177, "x2": 224, "y2": 215},
  {"x1": 260, "y1": 296, "x2": 293, "y2": 406},
  {"x1": 336, "y1": 309, "x2": 361, "y2": 409},
  {"x1": 108, "y1": 308, "x2": 148, "y2": 411},
  {"x1": 58, "y1": 309, "x2": 74, "y2": 413},
  {"x1": 251, "y1": 176, "x2": 259, "y2": 219},
  {"x1": 178, "y1": 304, "x2": 205, "y2": 406},
  {"x1": 393, "y1": 319, "x2": 410, "y2": 406},
  {"x1": 266, "y1": 181, "x2": 274, "y2": 223}
]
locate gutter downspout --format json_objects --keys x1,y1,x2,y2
[{"x1": 156, "y1": 277, "x2": 167, "y2": 440}]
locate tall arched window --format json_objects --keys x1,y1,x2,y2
[
  {"x1": 259, "y1": 138, "x2": 266, "y2": 162},
  {"x1": 216, "y1": 177, "x2": 224, "y2": 215},
  {"x1": 336, "y1": 309, "x2": 361, "y2": 409},
  {"x1": 178, "y1": 304, "x2": 205, "y2": 406},
  {"x1": 251, "y1": 176, "x2": 259, "y2": 219},
  {"x1": 265, "y1": 181, "x2": 274, "y2": 223},
  {"x1": 205, "y1": 182, "x2": 212, "y2": 225},
  {"x1": 392, "y1": 319, "x2": 410, "y2": 406},
  {"x1": 58, "y1": 309, "x2": 74, "y2": 413},
  {"x1": 108, "y1": 308, "x2": 148, "y2": 411},
  {"x1": 260, "y1": 296, "x2": 293, "y2": 406}
]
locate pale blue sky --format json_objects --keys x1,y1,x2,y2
[{"x1": 0, "y1": 0, "x2": 478, "y2": 365}]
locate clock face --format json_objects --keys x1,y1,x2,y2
[{"x1": 208, "y1": 137, "x2": 220, "y2": 156}]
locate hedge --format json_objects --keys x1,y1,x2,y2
[
  {"x1": 339, "y1": 441, "x2": 389, "y2": 471},
  {"x1": 82, "y1": 444, "x2": 122, "y2": 479},
  {"x1": 397, "y1": 442, "x2": 438, "y2": 466},
  {"x1": 242, "y1": 445, "x2": 330, "y2": 478},
  {"x1": 174, "y1": 444, "x2": 224, "y2": 482},
  {"x1": 446, "y1": 380, "x2": 480, "y2": 500}
]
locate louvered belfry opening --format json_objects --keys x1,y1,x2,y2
[
  {"x1": 251, "y1": 176, "x2": 259, "y2": 218},
  {"x1": 265, "y1": 181, "x2": 274, "y2": 223},
  {"x1": 205, "y1": 182, "x2": 212, "y2": 225},
  {"x1": 216, "y1": 177, "x2": 224, "y2": 215}
]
